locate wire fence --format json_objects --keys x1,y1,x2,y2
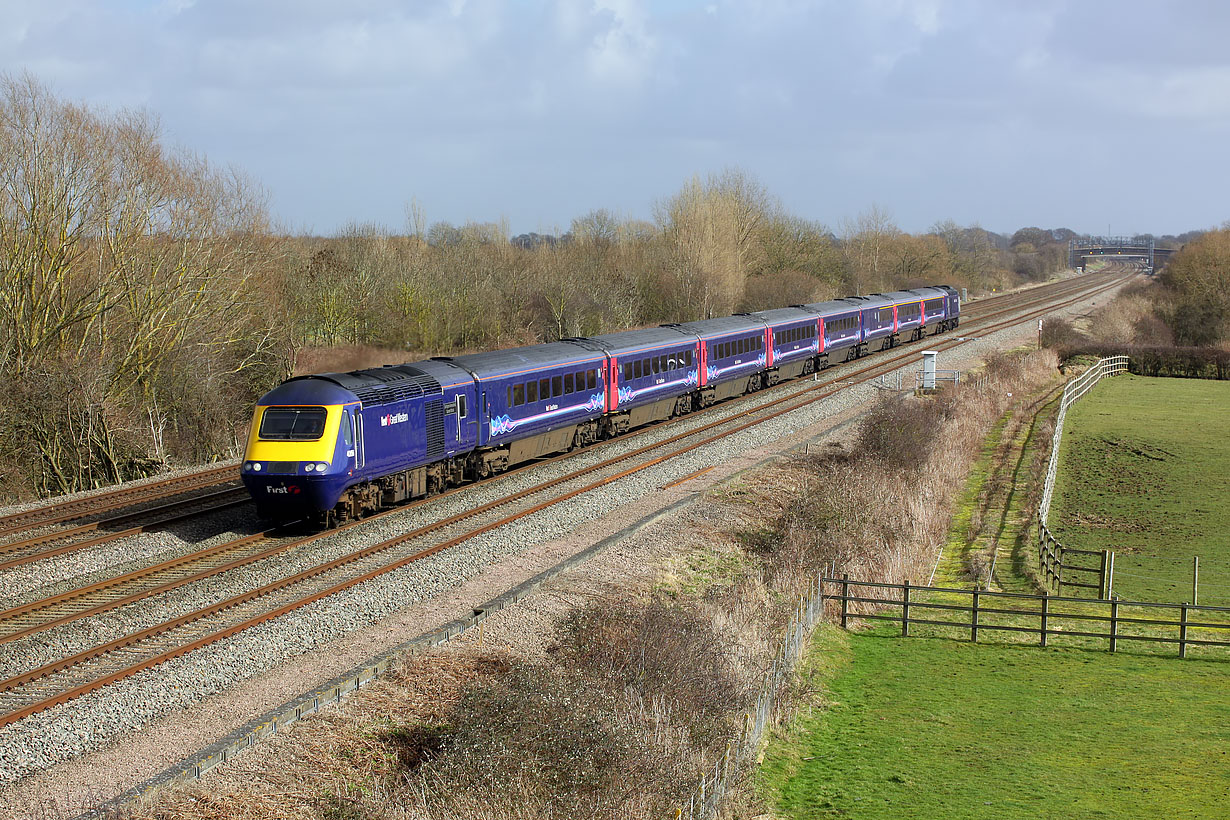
[
  {"x1": 1036, "y1": 355, "x2": 1129, "y2": 595},
  {"x1": 673, "y1": 571, "x2": 827, "y2": 820}
]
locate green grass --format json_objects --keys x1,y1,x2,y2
[
  {"x1": 757, "y1": 376, "x2": 1229, "y2": 819},
  {"x1": 759, "y1": 626, "x2": 1229, "y2": 820},
  {"x1": 1050, "y1": 375, "x2": 1230, "y2": 605}
]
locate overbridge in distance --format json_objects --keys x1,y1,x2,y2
[{"x1": 1069, "y1": 236, "x2": 1174, "y2": 273}]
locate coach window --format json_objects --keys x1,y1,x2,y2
[
  {"x1": 513, "y1": 384, "x2": 524, "y2": 406},
  {"x1": 623, "y1": 362, "x2": 632, "y2": 382},
  {"x1": 587, "y1": 370, "x2": 596, "y2": 389},
  {"x1": 684, "y1": 350, "x2": 692, "y2": 367},
  {"x1": 564, "y1": 373, "x2": 574, "y2": 394},
  {"x1": 538, "y1": 377, "x2": 549, "y2": 399},
  {"x1": 547, "y1": 375, "x2": 558, "y2": 397},
  {"x1": 657, "y1": 355, "x2": 666, "y2": 372},
  {"x1": 651, "y1": 357, "x2": 659, "y2": 374},
  {"x1": 527, "y1": 381, "x2": 538, "y2": 403},
  {"x1": 634, "y1": 360, "x2": 642, "y2": 379}
]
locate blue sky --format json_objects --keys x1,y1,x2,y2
[{"x1": 3, "y1": 0, "x2": 1227, "y2": 237}]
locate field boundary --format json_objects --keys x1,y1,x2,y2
[
  {"x1": 675, "y1": 571, "x2": 828, "y2": 820},
  {"x1": 1036, "y1": 355, "x2": 1128, "y2": 595},
  {"x1": 825, "y1": 575, "x2": 1230, "y2": 658}
]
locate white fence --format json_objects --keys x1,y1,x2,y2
[{"x1": 1036, "y1": 356, "x2": 1129, "y2": 593}]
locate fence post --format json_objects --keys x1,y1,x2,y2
[
  {"x1": 1052, "y1": 540, "x2": 1062, "y2": 592},
  {"x1": 840, "y1": 574, "x2": 849, "y2": 629},
  {"x1": 971, "y1": 590, "x2": 980, "y2": 643},
  {"x1": 1099, "y1": 550, "x2": 1109, "y2": 599},
  {"x1": 902, "y1": 579, "x2": 911, "y2": 637},
  {"x1": 1179, "y1": 604, "x2": 1188, "y2": 659},
  {"x1": 1193, "y1": 556, "x2": 1200, "y2": 606},
  {"x1": 1040, "y1": 594, "x2": 1049, "y2": 647},
  {"x1": 1109, "y1": 599, "x2": 1118, "y2": 653},
  {"x1": 1106, "y1": 551, "x2": 1115, "y2": 599}
]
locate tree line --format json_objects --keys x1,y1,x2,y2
[{"x1": 0, "y1": 75, "x2": 1108, "y2": 500}]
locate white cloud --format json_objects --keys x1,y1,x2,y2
[{"x1": 586, "y1": 0, "x2": 658, "y2": 86}]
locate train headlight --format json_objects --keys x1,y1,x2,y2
[
  {"x1": 242, "y1": 462, "x2": 251, "y2": 472},
  {"x1": 303, "y1": 463, "x2": 315, "y2": 472},
  {"x1": 252, "y1": 463, "x2": 262, "y2": 472},
  {"x1": 315, "y1": 463, "x2": 328, "y2": 472}
]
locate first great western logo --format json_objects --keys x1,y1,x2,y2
[{"x1": 380, "y1": 411, "x2": 409, "y2": 427}]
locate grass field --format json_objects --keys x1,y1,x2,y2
[
  {"x1": 759, "y1": 626, "x2": 1229, "y2": 820},
  {"x1": 1050, "y1": 375, "x2": 1230, "y2": 605},
  {"x1": 757, "y1": 375, "x2": 1229, "y2": 819}
]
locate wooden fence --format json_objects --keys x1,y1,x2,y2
[
  {"x1": 826, "y1": 576, "x2": 1230, "y2": 658},
  {"x1": 1038, "y1": 535, "x2": 1112, "y2": 597}
]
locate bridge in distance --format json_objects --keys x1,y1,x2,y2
[{"x1": 1069, "y1": 237, "x2": 1174, "y2": 273}]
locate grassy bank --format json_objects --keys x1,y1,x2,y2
[
  {"x1": 1050, "y1": 375, "x2": 1230, "y2": 605},
  {"x1": 760, "y1": 626, "x2": 1229, "y2": 820}
]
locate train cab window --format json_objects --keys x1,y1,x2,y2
[
  {"x1": 564, "y1": 373, "x2": 574, "y2": 394},
  {"x1": 513, "y1": 384, "x2": 524, "y2": 406},
  {"x1": 527, "y1": 381, "x2": 538, "y2": 403},
  {"x1": 457, "y1": 395, "x2": 467, "y2": 419},
  {"x1": 259, "y1": 407, "x2": 328, "y2": 441},
  {"x1": 342, "y1": 412, "x2": 354, "y2": 446}
]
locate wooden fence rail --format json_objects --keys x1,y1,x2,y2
[{"x1": 828, "y1": 576, "x2": 1230, "y2": 659}]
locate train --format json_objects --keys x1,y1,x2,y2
[{"x1": 241, "y1": 286, "x2": 960, "y2": 525}]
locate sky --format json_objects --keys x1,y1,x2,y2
[{"x1": 2, "y1": 0, "x2": 1227, "y2": 238}]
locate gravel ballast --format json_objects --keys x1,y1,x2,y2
[{"x1": 0, "y1": 279, "x2": 1123, "y2": 818}]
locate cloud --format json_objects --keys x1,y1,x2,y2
[{"x1": 585, "y1": 0, "x2": 659, "y2": 86}]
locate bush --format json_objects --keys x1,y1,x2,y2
[{"x1": 854, "y1": 390, "x2": 957, "y2": 473}]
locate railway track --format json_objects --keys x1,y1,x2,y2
[
  {"x1": 0, "y1": 487, "x2": 250, "y2": 574},
  {"x1": 0, "y1": 464, "x2": 239, "y2": 537},
  {"x1": 0, "y1": 269, "x2": 1132, "y2": 728},
  {"x1": 0, "y1": 272, "x2": 1102, "y2": 561}
]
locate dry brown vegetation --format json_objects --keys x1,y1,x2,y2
[{"x1": 121, "y1": 350, "x2": 1064, "y2": 820}]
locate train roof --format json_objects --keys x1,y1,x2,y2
[
  {"x1": 798, "y1": 298, "x2": 866, "y2": 317},
  {"x1": 264, "y1": 363, "x2": 446, "y2": 407},
  {"x1": 665, "y1": 314, "x2": 766, "y2": 339},
  {"x1": 874, "y1": 290, "x2": 927, "y2": 304},
  {"x1": 743, "y1": 307, "x2": 817, "y2": 326},
  {"x1": 442, "y1": 341, "x2": 605, "y2": 380},
  {"x1": 568, "y1": 326, "x2": 696, "y2": 357}
]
